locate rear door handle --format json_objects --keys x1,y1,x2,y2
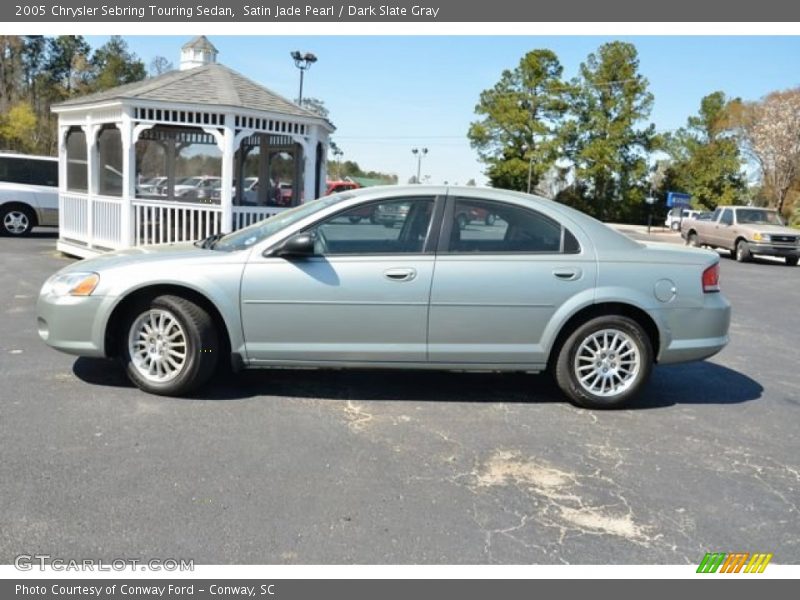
[
  {"x1": 384, "y1": 267, "x2": 417, "y2": 282},
  {"x1": 553, "y1": 268, "x2": 581, "y2": 281}
]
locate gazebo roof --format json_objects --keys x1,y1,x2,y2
[{"x1": 53, "y1": 63, "x2": 331, "y2": 127}]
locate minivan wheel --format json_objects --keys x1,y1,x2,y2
[
  {"x1": 735, "y1": 239, "x2": 752, "y2": 263},
  {"x1": 554, "y1": 316, "x2": 653, "y2": 409},
  {"x1": 121, "y1": 295, "x2": 218, "y2": 396},
  {"x1": 1, "y1": 205, "x2": 34, "y2": 236}
]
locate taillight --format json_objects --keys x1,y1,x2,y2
[{"x1": 702, "y1": 263, "x2": 720, "y2": 293}]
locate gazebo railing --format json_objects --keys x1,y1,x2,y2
[
  {"x1": 60, "y1": 193, "x2": 288, "y2": 252},
  {"x1": 233, "y1": 205, "x2": 286, "y2": 229},
  {"x1": 60, "y1": 192, "x2": 123, "y2": 249},
  {"x1": 133, "y1": 199, "x2": 223, "y2": 246}
]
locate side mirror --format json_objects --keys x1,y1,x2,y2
[{"x1": 274, "y1": 232, "x2": 316, "y2": 258}]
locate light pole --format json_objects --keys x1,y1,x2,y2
[
  {"x1": 332, "y1": 146, "x2": 343, "y2": 179},
  {"x1": 290, "y1": 51, "x2": 317, "y2": 105},
  {"x1": 411, "y1": 147, "x2": 428, "y2": 184}
]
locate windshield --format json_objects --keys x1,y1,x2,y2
[
  {"x1": 737, "y1": 208, "x2": 784, "y2": 226},
  {"x1": 213, "y1": 192, "x2": 356, "y2": 252}
]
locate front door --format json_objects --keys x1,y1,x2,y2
[{"x1": 240, "y1": 196, "x2": 438, "y2": 363}]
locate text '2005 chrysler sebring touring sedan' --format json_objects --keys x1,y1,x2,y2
[{"x1": 37, "y1": 186, "x2": 731, "y2": 408}]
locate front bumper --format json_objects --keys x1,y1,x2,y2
[
  {"x1": 746, "y1": 242, "x2": 800, "y2": 258},
  {"x1": 36, "y1": 293, "x2": 109, "y2": 357},
  {"x1": 657, "y1": 293, "x2": 732, "y2": 364}
]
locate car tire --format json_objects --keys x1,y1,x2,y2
[
  {"x1": 1, "y1": 205, "x2": 35, "y2": 237},
  {"x1": 485, "y1": 213, "x2": 496, "y2": 226},
  {"x1": 554, "y1": 315, "x2": 653, "y2": 409},
  {"x1": 671, "y1": 222, "x2": 680, "y2": 231},
  {"x1": 120, "y1": 295, "x2": 219, "y2": 396},
  {"x1": 786, "y1": 256, "x2": 799, "y2": 267},
  {"x1": 735, "y1": 239, "x2": 752, "y2": 263},
  {"x1": 686, "y1": 232, "x2": 699, "y2": 247}
]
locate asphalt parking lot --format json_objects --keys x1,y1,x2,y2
[{"x1": 1, "y1": 229, "x2": 798, "y2": 565}]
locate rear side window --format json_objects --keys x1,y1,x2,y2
[
  {"x1": 447, "y1": 198, "x2": 580, "y2": 254},
  {"x1": 27, "y1": 159, "x2": 58, "y2": 186}
]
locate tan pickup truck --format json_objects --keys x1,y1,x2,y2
[{"x1": 681, "y1": 205, "x2": 799, "y2": 266}]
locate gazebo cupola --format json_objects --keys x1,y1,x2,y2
[{"x1": 51, "y1": 36, "x2": 334, "y2": 258}]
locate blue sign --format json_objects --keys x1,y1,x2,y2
[{"x1": 666, "y1": 192, "x2": 691, "y2": 207}]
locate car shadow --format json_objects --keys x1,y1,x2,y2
[
  {"x1": 72, "y1": 357, "x2": 762, "y2": 409},
  {"x1": 30, "y1": 229, "x2": 59, "y2": 239}
]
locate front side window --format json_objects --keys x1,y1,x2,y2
[
  {"x1": 448, "y1": 198, "x2": 577, "y2": 254},
  {"x1": 28, "y1": 159, "x2": 58, "y2": 187},
  {"x1": 310, "y1": 198, "x2": 435, "y2": 255},
  {"x1": 720, "y1": 209, "x2": 733, "y2": 226}
]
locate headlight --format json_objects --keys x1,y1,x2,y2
[
  {"x1": 752, "y1": 232, "x2": 770, "y2": 242},
  {"x1": 45, "y1": 272, "x2": 100, "y2": 297}
]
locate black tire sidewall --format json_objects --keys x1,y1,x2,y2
[
  {"x1": 555, "y1": 315, "x2": 653, "y2": 409},
  {"x1": 121, "y1": 295, "x2": 219, "y2": 396}
]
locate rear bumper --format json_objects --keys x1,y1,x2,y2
[{"x1": 657, "y1": 293, "x2": 732, "y2": 364}]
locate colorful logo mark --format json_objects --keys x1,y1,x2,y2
[{"x1": 697, "y1": 552, "x2": 773, "y2": 573}]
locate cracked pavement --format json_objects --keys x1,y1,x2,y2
[{"x1": 0, "y1": 231, "x2": 798, "y2": 564}]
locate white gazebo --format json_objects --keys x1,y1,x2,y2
[{"x1": 52, "y1": 36, "x2": 334, "y2": 258}]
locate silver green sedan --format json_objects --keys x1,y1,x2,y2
[{"x1": 37, "y1": 186, "x2": 731, "y2": 408}]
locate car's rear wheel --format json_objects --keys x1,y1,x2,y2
[
  {"x1": 554, "y1": 316, "x2": 653, "y2": 409},
  {"x1": 735, "y1": 239, "x2": 752, "y2": 262},
  {"x1": 686, "y1": 232, "x2": 699, "y2": 247},
  {"x1": 1, "y1": 205, "x2": 35, "y2": 236},
  {"x1": 786, "y1": 256, "x2": 799, "y2": 266},
  {"x1": 121, "y1": 295, "x2": 218, "y2": 396},
  {"x1": 671, "y1": 222, "x2": 680, "y2": 231}
]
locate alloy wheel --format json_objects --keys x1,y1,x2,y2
[{"x1": 573, "y1": 328, "x2": 642, "y2": 398}]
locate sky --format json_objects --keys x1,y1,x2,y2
[{"x1": 86, "y1": 35, "x2": 800, "y2": 185}]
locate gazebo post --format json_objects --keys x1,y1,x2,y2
[
  {"x1": 220, "y1": 114, "x2": 236, "y2": 233},
  {"x1": 301, "y1": 132, "x2": 318, "y2": 203},
  {"x1": 83, "y1": 122, "x2": 97, "y2": 248},
  {"x1": 120, "y1": 108, "x2": 135, "y2": 247}
]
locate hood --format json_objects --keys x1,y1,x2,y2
[
  {"x1": 745, "y1": 224, "x2": 799, "y2": 235},
  {"x1": 58, "y1": 242, "x2": 236, "y2": 275}
]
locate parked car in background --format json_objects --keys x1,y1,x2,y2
[
  {"x1": 665, "y1": 206, "x2": 699, "y2": 231},
  {"x1": 37, "y1": 185, "x2": 730, "y2": 409},
  {"x1": 0, "y1": 152, "x2": 58, "y2": 236},
  {"x1": 326, "y1": 180, "x2": 360, "y2": 195},
  {"x1": 137, "y1": 176, "x2": 168, "y2": 196},
  {"x1": 681, "y1": 205, "x2": 800, "y2": 265},
  {"x1": 173, "y1": 176, "x2": 221, "y2": 201}
]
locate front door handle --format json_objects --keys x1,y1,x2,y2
[
  {"x1": 553, "y1": 268, "x2": 581, "y2": 281},
  {"x1": 384, "y1": 267, "x2": 417, "y2": 282}
]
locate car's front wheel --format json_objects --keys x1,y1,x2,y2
[
  {"x1": 121, "y1": 295, "x2": 218, "y2": 396},
  {"x1": 786, "y1": 256, "x2": 799, "y2": 266},
  {"x1": 554, "y1": 315, "x2": 653, "y2": 409},
  {"x1": 735, "y1": 239, "x2": 752, "y2": 262}
]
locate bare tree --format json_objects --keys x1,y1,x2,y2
[
  {"x1": 737, "y1": 89, "x2": 800, "y2": 214},
  {"x1": 149, "y1": 55, "x2": 173, "y2": 77}
]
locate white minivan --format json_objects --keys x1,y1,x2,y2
[{"x1": 0, "y1": 152, "x2": 58, "y2": 236}]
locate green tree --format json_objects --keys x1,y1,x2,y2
[
  {"x1": 468, "y1": 49, "x2": 570, "y2": 191},
  {"x1": 300, "y1": 97, "x2": 329, "y2": 119},
  {"x1": 91, "y1": 36, "x2": 146, "y2": 91},
  {"x1": 661, "y1": 91, "x2": 745, "y2": 210},
  {"x1": 44, "y1": 35, "x2": 92, "y2": 98},
  {"x1": 564, "y1": 41, "x2": 658, "y2": 220},
  {"x1": 0, "y1": 102, "x2": 38, "y2": 153}
]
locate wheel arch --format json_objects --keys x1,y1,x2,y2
[
  {"x1": 103, "y1": 284, "x2": 234, "y2": 366},
  {"x1": 546, "y1": 302, "x2": 661, "y2": 371}
]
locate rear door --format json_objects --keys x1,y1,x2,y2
[{"x1": 427, "y1": 196, "x2": 596, "y2": 366}]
